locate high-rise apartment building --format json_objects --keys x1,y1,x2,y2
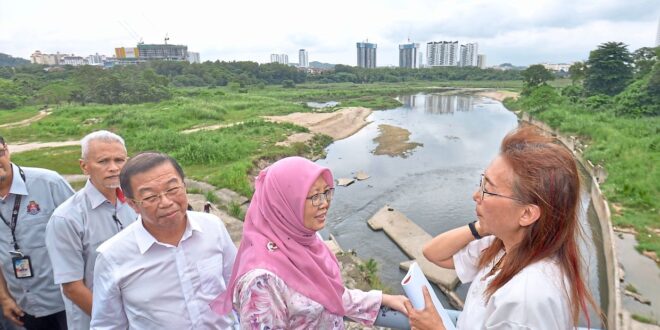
[
  {"x1": 30, "y1": 51, "x2": 68, "y2": 65},
  {"x1": 356, "y1": 42, "x2": 377, "y2": 68},
  {"x1": 426, "y1": 41, "x2": 459, "y2": 66},
  {"x1": 299, "y1": 49, "x2": 309, "y2": 68},
  {"x1": 459, "y1": 43, "x2": 478, "y2": 67},
  {"x1": 187, "y1": 52, "x2": 200, "y2": 64},
  {"x1": 270, "y1": 54, "x2": 289, "y2": 64},
  {"x1": 399, "y1": 43, "x2": 419, "y2": 68},
  {"x1": 656, "y1": 18, "x2": 660, "y2": 46},
  {"x1": 477, "y1": 54, "x2": 486, "y2": 69}
]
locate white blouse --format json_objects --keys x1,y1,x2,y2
[{"x1": 453, "y1": 236, "x2": 573, "y2": 330}]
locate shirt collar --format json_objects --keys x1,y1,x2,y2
[
  {"x1": 83, "y1": 180, "x2": 110, "y2": 209},
  {"x1": 8, "y1": 163, "x2": 27, "y2": 196},
  {"x1": 134, "y1": 212, "x2": 202, "y2": 254}
]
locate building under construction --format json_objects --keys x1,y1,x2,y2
[{"x1": 115, "y1": 42, "x2": 188, "y2": 62}]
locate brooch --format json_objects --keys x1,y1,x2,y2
[{"x1": 266, "y1": 242, "x2": 278, "y2": 252}]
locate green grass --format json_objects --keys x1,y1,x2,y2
[
  {"x1": 2, "y1": 81, "x2": 522, "y2": 199},
  {"x1": 10, "y1": 146, "x2": 81, "y2": 175},
  {"x1": 631, "y1": 314, "x2": 657, "y2": 325},
  {"x1": 0, "y1": 105, "x2": 41, "y2": 125},
  {"x1": 505, "y1": 94, "x2": 660, "y2": 258}
]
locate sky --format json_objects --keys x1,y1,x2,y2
[{"x1": 1, "y1": 0, "x2": 658, "y2": 67}]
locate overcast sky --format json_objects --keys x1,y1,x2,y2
[{"x1": 1, "y1": 0, "x2": 658, "y2": 66}]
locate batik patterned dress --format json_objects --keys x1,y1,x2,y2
[{"x1": 233, "y1": 269, "x2": 382, "y2": 330}]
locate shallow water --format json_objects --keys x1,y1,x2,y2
[{"x1": 316, "y1": 93, "x2": 606, "y2": 325}]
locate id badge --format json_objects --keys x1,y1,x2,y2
[{"x1": 12, "y1": 255, "x2": 33, "y2": 279}]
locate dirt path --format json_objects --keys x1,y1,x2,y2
[
  {"x1": 0, "y1": 109, "x2": 52, "y2": 129},
  {"x1": 9, "y1": 141, "x2": 80, "y2": 154}
]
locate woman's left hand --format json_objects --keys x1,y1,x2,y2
[{"x1": 381, "y1": 294, "x2": 409, "y2": 316}]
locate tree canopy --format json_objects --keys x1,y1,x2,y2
[{"x1": 585, "y1": 42, "x2": 633, "y2": 96}]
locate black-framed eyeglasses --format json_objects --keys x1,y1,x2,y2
[
  {"x1": 131, "y1": 185, "x2": 185, "y2": 207},
  {"x1": 306, "y1": 188, "x2": 334, "y2": 207},
  {"x1": 479, "y1": 174, "x2": 524, "y2": 202}
]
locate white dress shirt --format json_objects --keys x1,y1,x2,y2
[
  {"x1": 46, "y1": 180, "x2": 137, "y2": 330},
  {"x1": 453, "y1": 236, "x2": 572, "y2": 330},
  {"x1": 90, "y1": 211, "x2": 237, "y2": 330}
]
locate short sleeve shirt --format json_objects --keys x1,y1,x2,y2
[
  {"x1": 0, "y1": 164, "x2": 74, "y2": 317},
  {"x1": 453, "y1": 236, "x2": 573, "y2": 329},
  {"x1": 46, "y1": 179, "x2": 137, "y2": 330}
]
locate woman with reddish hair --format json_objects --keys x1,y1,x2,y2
[{"x1": 404, "y1": 126, "x2": 599, "y2": 329}]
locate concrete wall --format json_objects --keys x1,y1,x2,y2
[{"x1": 520, "y1": 113, "x2": 621, "y2": 330}]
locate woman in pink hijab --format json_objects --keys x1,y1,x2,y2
[{"x1": 211, "y1": 156, "x2": 407, "y2": 329}]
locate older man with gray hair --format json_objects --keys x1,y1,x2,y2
[{"x1": 46, "y1": 130, "x2": 137, "y2": 330}]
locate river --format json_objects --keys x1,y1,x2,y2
[{"x1": 317, "y1": 93, "x2": 606, "y2": 327}]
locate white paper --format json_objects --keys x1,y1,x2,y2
[{"x1": 401, "y1": 262, "x2": 456, "y2": 330}]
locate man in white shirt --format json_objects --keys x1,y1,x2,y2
[
  {"x1": 46, "y1": 131, "x2": 137, "y2": 330},
  {"x1": 90, "y1": 152, "x2": 237, "y2": 329}
]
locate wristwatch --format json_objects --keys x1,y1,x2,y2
[{"x1": 468, "y1": 221, "x2": 482, "y2": 240}]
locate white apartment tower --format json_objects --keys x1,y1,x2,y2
[
  {"x1": 477, "y1": 54, "x2": 487, "y2": 69},
  {"x1": 299, "y1": 49, "x2": 309, "y2": 68},
  {"x1": 399, "y1": 43, "x2": 419, "y2": 68},
  {"x1": 270, "y1": 54, "x2": 289, "y2": 65},
  {"x1": 426, "y1": 41, "x2": 459, "y2": 66},
  {"x1": 356, "y1": 42, "x2": 377, "y2": 68},
  {"x1": 460, "y1": 43, "x2": 479, "y2": 67}
]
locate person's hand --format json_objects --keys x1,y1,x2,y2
[
  {"x1": 403, "y1": 286, "x2": 445, "y2": 330},
  {"x1": 381, "y1": 294, "x2": 409, "y2": 316},
  {"x1": 1, "y1": 296, "x2": 24, "y2": 326}
]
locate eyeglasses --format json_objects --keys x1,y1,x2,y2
[
  {"x1": 479, "y1": 174, "x2": 524, "y2": 202},
  {"x1": 306, "y1": 188, "x2": 334, "y2": 207},
  {"x1": 0, "y1": 147, "x2": 6, "y2": 157},
  {"x1": 132, "y1": 185, "x2": 185, "y2": 207}
]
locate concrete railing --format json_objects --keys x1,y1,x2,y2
[{"x1": 520, "y1": 112, "x2": 621, "y2": 330}]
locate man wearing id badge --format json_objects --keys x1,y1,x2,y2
[
  {"x1": 0, "y1": 135, "x2": 75, "y2": 330},
  {"x1": 46, "y1": 131, "x2": 137, "y2": 330}
]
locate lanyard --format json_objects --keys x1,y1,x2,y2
[
  {"x1": 112, "y1": 214, "x2": 123, "y2": 231},
  {"x1": 0, "y1": 167, "x2": 26, "y2": 251}
]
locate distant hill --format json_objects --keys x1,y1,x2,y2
[
  {"x1": 493, "y1": 63, "x2": 526, "y2": 71},
  {"x1": 0, "y1": 53, "x2": 30, "y2": 67},
  {"x1": 309, "y1": 61, "x2": 335, "y2": 70}
]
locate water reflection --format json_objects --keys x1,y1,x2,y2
[{"x1": 398, "y1": 94, "x2": 475, "y2": 114}]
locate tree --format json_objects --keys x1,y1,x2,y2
[
  {"x1": 521, "y1": 64, "x2": 554, "y2": 95},
  {"x1": 568, "y1": 61, "x2": 586, "y2": 85},
  {"x1": 584, "y1": 42, "x2": 633, "y2": 96},
  {"x1": 632, "y1": 46, "x2": 658, "y2": 78}
]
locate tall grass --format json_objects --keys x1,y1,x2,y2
[{"x1": 505, "y1": 95, "x2": 659, "y2": 256}]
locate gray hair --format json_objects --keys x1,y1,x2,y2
[{"x1": 80, "y1": 130, "x2": 126, "y2": 160}]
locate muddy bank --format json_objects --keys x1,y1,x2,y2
[
  {"x1": 264, "y1": 107, "x2": 372, "y2": 142},
  {"x1": 371, "y1": 124, "x2": 423, "y2": 157}
]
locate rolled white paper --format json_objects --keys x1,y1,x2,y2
[{"x1": 401, "y1": 262, "x2": 456, "y2": 330}]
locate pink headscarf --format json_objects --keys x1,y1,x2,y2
[{"x1": 211, "y1": 156, "x2": 345, "y2": 316}]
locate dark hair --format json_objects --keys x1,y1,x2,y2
[
  {"x1": 0, "y1": 135, "x2": 5, "y2": 145},
  {"x1": 120, "y1": 152, "x2": 185, "y2": 199},
  {"x1": 478, "y1": 126, "x2": 600, "y2": 325}
]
